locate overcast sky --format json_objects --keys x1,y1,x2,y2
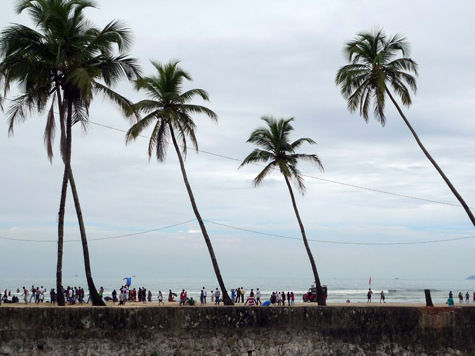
[{"x1": 1, "y1": 0, "x2": 474, "y2": 285}]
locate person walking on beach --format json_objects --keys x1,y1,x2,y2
[
  {"x1": 380, "y1": 290, "x2": 385, "y2": 303},
  {"x1": 158, "y1": 291, "x2": 163, "y2": 305},
  {"x1": 291, "y1": 292, "x2": 295, "y2": 305},
  {"x1": 22, "y1": 287, "x2": 28, "y2": 304},
  {"x1": 367, "y1": 288, "x2": 373, "y2": 303},
  {"x1": 256, "y1": 288, "x2": 262, "y2": 305}
]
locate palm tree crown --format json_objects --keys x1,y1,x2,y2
[
  {"x1": 126, "y1": 60, "x2": 217, "y2": 158},
  {"x1": 240, "y1": 116, "x2": 323, "y2": 193},
  {"x1": 1, "y1": 0, "x2": 140, "y2": 159},
  {"x1": 335, "y1": 29, "x2": 418, "y2": 125}
]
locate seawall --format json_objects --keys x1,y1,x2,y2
[{"x1": 0, "y1": 305, "x2": 474, "y2": 355}]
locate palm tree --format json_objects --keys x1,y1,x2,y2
[
  {"x1": 125, "y1": 60, "x2": 233, "y2": 305},
  {"x1": 240, "y1": 117, "x2": 326, "y2": 305},
  {"x1": 1, "y1": 0, "x2": 140, "y2": 305},
  {"x1": 336, "y1": 29, "x2": 474, "y2": 227}
]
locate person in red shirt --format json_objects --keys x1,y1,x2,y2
[{"x1": 179, "y1": 289, "x2": 187, "y2": 306}]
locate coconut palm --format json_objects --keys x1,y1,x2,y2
[
  {"x1": 240, "y1": 117, "x2": 326, "y2": 305},
  {"x1": 125, "y1": 60, "x2": 233, "y2": 305},
  {"x1": 1, "y1": 0, "x2": 140, "y2": 305},
  {"x1": 336, "y1": 29, "x2": 474, "y2": 226}
]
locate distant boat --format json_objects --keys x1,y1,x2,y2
[{"x1": 466, "y1": 275, "x2": 475, "y2": 280}]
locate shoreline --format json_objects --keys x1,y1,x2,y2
[{"x1": 2, "y1": 301, "x2": 475, "y2": 308}]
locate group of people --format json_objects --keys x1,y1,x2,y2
[
  {"x1": 366, "y1": 288, "x2": 386, "y2": 303},
  {"x1": 446, "y1": 291, "x2": 475, "y2": 306},
  {"x1": 110, "y1": 286, "x2": 151, "y2": 305}
]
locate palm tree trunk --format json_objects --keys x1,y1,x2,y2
[
  {"x1": 56, "y1": 89, "x2": 104, "y2": 306},
  {"x1": 68, "y1": 170, "x2": 105, "y2": 306},
  {"x1": 284, "y1": 175, "x2": 325, "y2": 306},
  {"x1": 169, "y1": 124, "x2": 233, "y2": 305},
  {"x1": 386, "y1": 89, "x2": 475, "y2": 227},
  {"x1": 55, "y1": 99, "x2": 73, "y2": 307}
]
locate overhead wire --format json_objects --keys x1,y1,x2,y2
[
  {"x1": 1, "y1": 217, "x2": 474, "y2": 246},
  {"x1": 88, "y1": 120, "x2": 469, "y2": 209}
]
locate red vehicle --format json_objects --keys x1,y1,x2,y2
[{"x1": 302, "y1": 285, "x2": 327, "y2": 303}]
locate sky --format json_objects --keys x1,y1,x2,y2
[{"x1": 0, "y1": 0, "x2": 474, "y2": 285}]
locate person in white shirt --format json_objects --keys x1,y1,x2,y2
[
  {"x1": 215, "y1": 288, "x2": 221, "y2": 305},
  {"x1": 256, "y1": 288, "x2": 262, "y2": 305}
]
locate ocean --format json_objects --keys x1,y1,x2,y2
[{"x1": 1, "y1": 276, "x2": 474, "y2": 305}]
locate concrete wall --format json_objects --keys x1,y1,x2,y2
[{"x1": 0, "y1": 306, "x2": 474, "y2": 355}]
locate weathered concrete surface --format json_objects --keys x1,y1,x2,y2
[{"x1": 0, "y1": 306, "x2": 474, "y2": 355}]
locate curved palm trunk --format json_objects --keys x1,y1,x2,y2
[
  {"x1": 69, "y1": 171, "x2": 105, "y2": 306},
  {"x1": 55, "y1": 99, "x2": 73, "y2": 307},
  {"x1": 169, "y1": 124, "x2": 233, "y2": 305},
  {"x1": 56, "y1": 89, "x2": 104, "y2": 306},
  {"x1": 284, "y1": 176, "x2": 325, "y2": 306},
  {"x1": 386, "y1": 89, "x2": 475, "y2": 227}
]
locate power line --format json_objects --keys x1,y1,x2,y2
[
  {"x1": 204, "y1": 219, "x2": 475, "y2": 246},
  {"x1": 88, "y1": 120, "x2": 470, "y2": 209},
  {"x1": 0, "y1": 219, "x2": 195, "y2": 243},
  {"x1": 1, "y1": 217, "x2": 474, "y2": 246}
]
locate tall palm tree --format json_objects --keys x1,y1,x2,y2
[
  {"x1": 336, "y1": 29, "x2": 474, "y2": 227},
  {"x1": 240, "y1": 117, "x2": 327, "y2": 305},
  {"x1": 1, "y1": 0, "x2": 140, "y2": 305},
  {"x1": 125, "y1": 60, "x2": 233, "y2": 305}
]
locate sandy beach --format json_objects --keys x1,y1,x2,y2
[{"x1": 3, "y1": 301, "x2": 474, "y2": 308}]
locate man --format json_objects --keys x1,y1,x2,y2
[
  {"x1": 240, "y1": 287, "x2": 245, "y2": 303},
  {"x1": 29, "y1": 285, "x2": 35, "y2": 303},
  {"x1": 179, "y1": 289, "x2": 187, "y2": 306},
  {"x1": 256, "y1": 288, "x2": 262, "y2": 305},
  {"x1": 367, "y1": 288, "x2": 373, "y2": 303},
  {"x1": 215, "y1": 288, "x2": 221, "y2": 305},
  {"x1": 201, "y1": 287, "x2": 207, "y2": 305},
  {"x1": 380, "y1": 290, "x2": 385, "y2": 303},
  {"x1": 23, "y1": 287, "x2": 29, "y2": 304}
]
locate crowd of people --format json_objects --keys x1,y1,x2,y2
[
  {"x1": 2, "y1": 282, "x2": 475, "y2": 306},
  {"x1": 446, "y1": 291, "x2": 475, "y2": 306}
]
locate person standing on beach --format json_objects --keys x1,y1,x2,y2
[
  {"x1": 241, "y1": 287, "x2": 246, "y2": 303},
  {"x1": 458, "y1": 292, "x2": 463, "y2": 303},
  {"x1": 465, "y1": 292, "x2": 470, "y2": 303},
  {"x1": 367, "y1": 288, "x2": 373, "y2": 303},
  {"x1": 180, "y1": 289, "x2": 187, "y2": 306},
  {"x1": 235, "y1": 288, "x2": 241, "y2": 303},
  {"x1": 380, "y1": 290, "x2": 385, "y2": 303},
  {"x1": 158, "y1": 291, "x2": 163, "y2": 305},
  {"x1": 22, "y1": 287, "x2": 28, "y2": 304},
  {"x1": 29, "y1": 286, "x2": 35, "y2": 303},
  {"x1": 215, "y1": 288, "x2": 221, "y2": 305},
  {"x1": 256, "y1": 288, "x2": 262, "y2": 305},
  {"x1": 202, "y1": 287, "x2": 207, "y2": 304}
]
